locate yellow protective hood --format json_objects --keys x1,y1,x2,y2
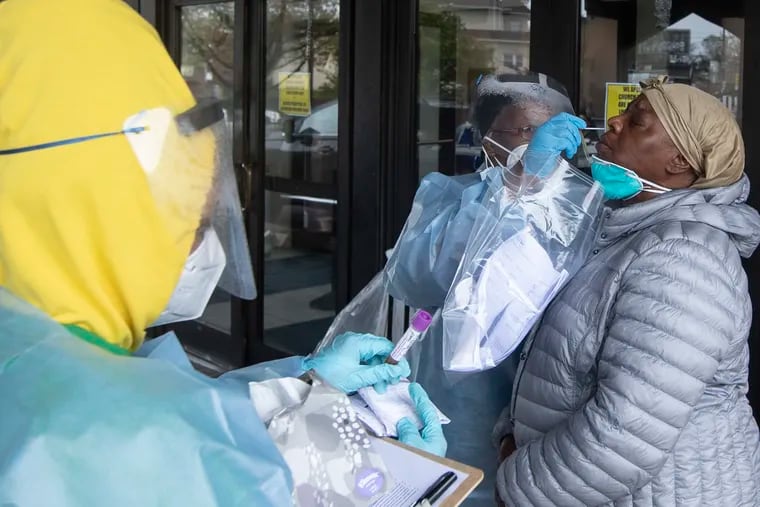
[{"x1": 0, "y1": 0, "x2": 215, "y2": 351}]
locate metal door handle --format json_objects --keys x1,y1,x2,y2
[{"x1": 240, "y1": 162, "x2": 253, "y2": 212}]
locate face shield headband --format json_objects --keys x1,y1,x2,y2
[{"x1": 0, "y1": 99, "x2": 257, "y2": 301}]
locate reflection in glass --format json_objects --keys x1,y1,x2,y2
[
  {"x1": 179, "y1": 2, "x2": 235, "y2": 333},
  {"x1": 181, "y1": 3, "x2": 234, "y2": 109},
  {"x1": 417, "y1": 0, "x2": 532, "y2": 179},
  {"x1": 264, "y1": 1, "x2": 340, "y2": 355},
  {"x1": 580, "y1": 3, "x2": 743, "y2": 139}
]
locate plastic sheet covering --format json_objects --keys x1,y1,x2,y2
[
  {"x1": 0, "y1": 288, "x2": 298, "y2": 507},
  {"x1": 384, "y1": 172, "x2": 487, "y2": 310},
  {"x1": 314, "y1": 271, "x2": 390, "y2": 354},
  {"x1": 441, "y1": 159, "x2": 603, "y2": 372},
  {"x1": 380, "y1": 169, "x2": 524, "y2": 506}
]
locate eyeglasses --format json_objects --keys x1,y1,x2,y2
[{"x1": 488, "y1": 126, "x2": 537, "y2": 141}]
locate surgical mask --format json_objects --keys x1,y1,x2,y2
[
  {"x1": 590, "y1": 155, "x2": 671, "y2": 200},
  {"x1": 150, "y1": 227, "x2": 226, "y2": 327},
  {"x1": 482, "y1": 136, "x2": 526, "y2": 171}
]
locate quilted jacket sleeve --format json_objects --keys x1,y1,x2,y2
[{"x1": 496, "y1": 238, "x2": 737, "y2": 506}]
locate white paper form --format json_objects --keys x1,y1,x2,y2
[
  {"x1": 370, "y1": 438, "x2": 467, "y2": 507},
  {"x1": 445, "y1": 227, "x2": 567, "y2": 371},
  {"x1": 481, "y1": 228, "x2": 568, "y2": 363}
]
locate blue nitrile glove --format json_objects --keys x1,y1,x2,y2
[
  {"x1": 523, "y1": 112, "x2": 586, "y2": 177},
  {"x1": 396, "y1": 383, "x2": 448, "y2": 457},
  {"x1": 302, "y1": 333, "x2": 411, "y2": 394},
  {"x1": 366, "y1": 355, "x2": 403, "y2": 394}
]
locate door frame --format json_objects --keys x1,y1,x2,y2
[
  {"x1": 155, "y1": 0, "x2": 253, "y2": 370},
  {"x1": 158, "y1": 0, "x2": 357, "y2": 365}
]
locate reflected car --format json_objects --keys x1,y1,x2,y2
[
  {"x1": 263, "y1": 100, "x2": 484, "y2": 252},
  {"x1": 264, "y1": 101, "x2": 339, "y2": 253},
  {"x1": 265, "y1": 100, "x2": 338, "y2": 186}
]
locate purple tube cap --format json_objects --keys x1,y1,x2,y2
[{"x1": 411, "y1": 310, "x2": 433, "y2": 332}]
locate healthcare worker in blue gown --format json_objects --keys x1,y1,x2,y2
[
  {"x1": 0, "y1": 1, "x2": 444, "y2": 505},
  {"x1": 385, "y1": 72, "x2": 585, "y2": 506}
]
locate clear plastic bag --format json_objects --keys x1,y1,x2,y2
[
  {"x1": 313, "y1": 271, "x2": 433, "y2": 380},
  {"x1": 384, "y1": 172, "x2": 487, "y2": 310},
  {"x1": 313, "y1": 272, "x2": 390, "y2": 354},
  {"x1": 441, "y1": 159, "x2": 603, "y2": 372}
]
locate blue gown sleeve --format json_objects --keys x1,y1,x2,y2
[
  {"x1": 384, "y1": 171, "x2": 487, "y2": 309},
  {"x1": 0, "y1": 289, "x2": 295, "y2": 507}
]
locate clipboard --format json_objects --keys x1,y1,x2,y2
[{"x1": 370, "y1": 438, "x2": 484, "y2": 507}]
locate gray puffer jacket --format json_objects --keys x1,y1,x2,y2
[{"x1": 494, "y1": 175, "x2": 760, "y2": 506}]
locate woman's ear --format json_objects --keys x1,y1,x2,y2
[{"x1": 665, "y1": 152, "x2": 693, "y2": 176}]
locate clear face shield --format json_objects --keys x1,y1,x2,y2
[
  {"x1": 471, "y1": 72, "x2": 575, "y2": 172},
  {"x1": 122, "y1": 100, "x2": 256, "y2": 325},
  {"x1": 0, "y1": 98, "x2": 255, "y2": 327}
]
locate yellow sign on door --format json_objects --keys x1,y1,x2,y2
[
  {"x1": 604, "y1": 83, "x2": 642, "y2": 124},
  {"x1": 278, "y1": 72, "x2": 312, "y2": 117}
]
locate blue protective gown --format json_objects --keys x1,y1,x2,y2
[
  {"x1": 0, "y1": 288, "x2": 299, "y2": 507},
  {"x1": 385, "y1": 169, "x2": 520, "y2": 507}
]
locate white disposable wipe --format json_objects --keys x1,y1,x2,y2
[{"x1": 351, "y1": 381, "x2": 450, "y2": 437}]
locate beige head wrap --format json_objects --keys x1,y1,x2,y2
[{"x1": 641, "y1": 76, "x2": 744, "y2": 189}]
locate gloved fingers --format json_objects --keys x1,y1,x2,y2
[
  {"x1": 398, "y1": 412, "x2": 447, "y2": 457},
  {"x1": 421, "y1": 417, "x2": 446, "y2": 443},
  {"x1": 552, "y1": 112, "x2": 587, "y2": 130},
  {"x1": 354, "y1": 334, "x2": 396, "y2": 363},
  {"x1": 372, "y1": 377, "x2": 399, "y2": 394},
  {"x1": 409, "y1": 381, "x2": 431, "y2": 404},
  {"x1": 570, "y1": 115, "x2": 588, "y2": 130},
  {"x1": 366, "y1": 355, "x2": 390, "y2": 393},
  {"x1": 357, "y1": 362, "x2": 411, "y2": 389},
  {"x1": 373, "y1": 379, "x2": 389, "y2": 394},
  {"x1": 396, "y1": 417, "x2": 422, "y2": 442},
  {"x1": 540, "y1": 128, "x2": 579, "y2": 159},
  {"x1": 528, "y1": 129, "x2": 578, "y2": 154},
  {"x1": 566, "y1": 123, "x2": 583, "y2": 150},
  {"x1": 395, "y1": 357, "x2": 411, "y2": 377},
  {"x1": 409, "y1": 383, "x2": 440, "y2": 426},
  {"x1": 564, "y1": 143, "x2": 579, "y2": 159},
  {"x1": 544, "y1": 113, "x2": 585, "y2": 146},
  {"x1": 552, "y1": 123, "x2": 582, "y2": 153}
]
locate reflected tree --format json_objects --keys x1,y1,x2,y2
[
  {"x1": 180, "y1": 1, "x2": 341, "y2": 106},
  {"x1": 692, "y1": 33, "x2": 742, "y2": 96},
  {"x1": 181, "y1": 3, "x2": 234, "y2": 98},
  {"x1": 418, "y1": 10, "x2": 494, "y2": 103},
  {"x1": 267, "y1": 0, "x2": 339, "y2": 107}
]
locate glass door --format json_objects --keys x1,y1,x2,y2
[
  {"x1": 159, "y1": 0, "x2": 343, "y2": 369},
  {"x1": 579, "y1": 0, "x2": 744, "y2": 149},
  {"x1": 262, "y1": 0, "x2": 341, "y2": 356},
  {"x1": 417, "y1": 0, "x2": 532, "y2": 180},
  {"x1": 158, "y1": 0, "x2": 242, "y2": 374}
]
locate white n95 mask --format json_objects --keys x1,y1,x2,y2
[{"x1": 150, "y1": 227, "x2": 227, "y2": 327}]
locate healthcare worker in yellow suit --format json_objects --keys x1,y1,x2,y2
[{"x1": 0, "y1": 0, "x2": 445, "y2": 505}]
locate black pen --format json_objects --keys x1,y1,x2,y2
[{"x1": 413, "y1": 471, "x2": 457, "y2": 506}]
